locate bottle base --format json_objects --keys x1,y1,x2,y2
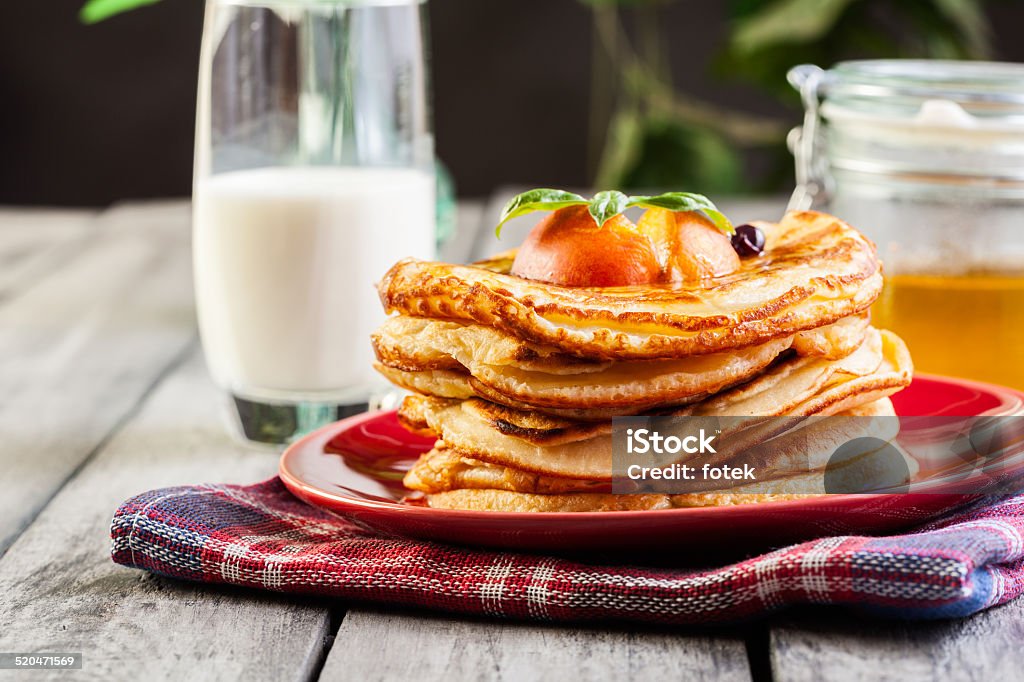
[{"x1": 226, "y1": 393, "x2": 369, "y2": 447}]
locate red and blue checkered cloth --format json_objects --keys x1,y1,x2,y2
[{"x1": 111, "y1": 478, "x2": 1024, "y2": 624}]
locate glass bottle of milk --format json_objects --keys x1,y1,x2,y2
[{"x1": 193, "y1": 0, "x2": 434, "y2": 445}]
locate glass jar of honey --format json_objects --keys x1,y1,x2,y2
[{"x1": 788, "y1": 60, "x2": 1024, "y2": 389}]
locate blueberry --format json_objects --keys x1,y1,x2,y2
[{"x1": 730, "y1": 223, "x2": 765, "y2": 257}]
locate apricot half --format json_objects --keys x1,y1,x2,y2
[
  {"x1": 637, "y1": 208, "x2": 740, "y2": 283},
  {"x1": 510, "y1": 206, "x2": 660, "y2": 287}
]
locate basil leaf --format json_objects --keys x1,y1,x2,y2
[
  {"x1": 695, "y1": 207, "x2": 734, "y2": 236},
  {"x1": 495, "y1": 188, "x2": 587, "y2": 237},
  {"x1": 588, "y1": 190, "x2": 630, "y2": 228},
  {"x1": 627, "y1": 192, "x2": 734, "y2": 235},
  {"x1": 494, "y1": 187, "x2": 733, "y2": 237},
  {"x1": 627, "y1": 191, "x2": 713, "y2": 212}
]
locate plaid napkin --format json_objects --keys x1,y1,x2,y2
[{"x1": 111, "y1": 478, "x2": 1024, "y2": 624}]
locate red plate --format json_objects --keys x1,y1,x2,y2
[{"x1": 279, "y1": 374, "x2": 1024, "y2": 553}]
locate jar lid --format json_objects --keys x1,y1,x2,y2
[
  {"x1": 822, "y1": 60, "x2": 1024, "y2": 123},
  {"x1": 787, "y1": 60, "x2": 1024, "y2": 208}
]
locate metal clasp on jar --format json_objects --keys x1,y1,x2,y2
[{"x1": 787, "y1": 64, "x2": 833, "y2": 211}]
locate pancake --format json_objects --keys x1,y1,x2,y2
[
  {"x1": 377, "y1": 210, "x2": 882, "y2": 360},
  {"x1": 409, "y1": 396, "x2": 916, "y2": 511},
  {"x1": 404, "y1": 398, "x2": 903, "y2": 495},
  {"x1": 403, "y1": 445, "x2": 613, "y2": 495},
  {"x1": 397, "y1": 329, "x2": 912, "y2": 480},
  {"x1": 680, "y1": 328, "x2": 912, "y2": 418},
  {"x1": 419, "y1": 458, "x2": 913, "y2": 510},
  {"x1": 373, "y1": 314, "x2": 870, "y2": 418},
  {"x1": 421, "y1": 489, "x2": 816, "y2": 512},
  {"x1": 378, "y1": 365, "x2": 476, "y2": 403},
  {"x1": 398, "y1": 393, "x2": 610, "y2": 447}
]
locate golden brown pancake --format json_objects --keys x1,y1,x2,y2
[
  {"x1": 404, "y1": 398, "x2": 903, "y2": 494},
  {"x1": 417, "y1": 442, "x2": 917, "y2": 511},
  {"x1": 410, "y1": 397, "x2": 916, "y2": 512},
  {"x1": 397, "y1": 329, "x2": 912, "y2": 481},
  {"x1": 680, "y1": 328, "x2": 912, "y2": 418},
  {"x1": 378, "y1": 365, "x2": 476, "y2": 403},
  {"x1": 373, "y1": 314, "x2": 870, "y2": 419},
  {"x1": 403, "y1": 445, "x2": 613, "y2": 495},
  {"x1": 421, "y1": 489, "x2": 817, "y2": 512},
  {"x1": 377, "y1": 211, "x2": 882, "y2": 360}
]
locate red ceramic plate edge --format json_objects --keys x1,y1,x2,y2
[{"x1": 279, "y1": 372, "x2": 1024, "y2": 526}]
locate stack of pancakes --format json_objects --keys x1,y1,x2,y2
[{"x1": 372, "y1": 210, "x2": 914, "y2": 512}]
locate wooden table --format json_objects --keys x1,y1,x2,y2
[{"x1": 0, "y1": 196, "x2": 1019, "y2": 681}]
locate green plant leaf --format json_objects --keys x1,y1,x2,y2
[
  {"x1": 594, "y1": 108, "x2": 643, "y2": 191},
  {"x1": 495, "y1": 189, "x2": 587, "y2": 237},
  {"x1": 627, "y1": 192, "x2": 734, "y2": 235},
  {"x1": 932, "y1": 0, "x2": 991, "y2": 59},
  {"x1": 80, "y1": 0, "x2": 163, "y2": 23},
  {"x1": 731, "y1": 0, "x2": 857, "y2": 54},
  {"x1": 587, "y1": 190, "x2": 630, "y2": 227},
  {"x1": 616, "y1": 118, "x2": 745, "y2": 193}
]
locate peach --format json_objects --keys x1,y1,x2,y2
[
  {"x1": 510, "y1": 206, "x2": 661, "y2": 287},
  {"x1": 637, "y1": 208, "x2": 740, "y2": 283}
]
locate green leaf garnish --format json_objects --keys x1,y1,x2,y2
[
  {"x1": 588, "y1": 190, "x2": 630, "y2": 228},
  {"x1": 495, "y1": 188, "x2": 733, "y2": 237},
  {"x1": 496, "y1": 189, "x2": 587, "y2": 236},
  {"x1": 626, "y1": 191, "x2": 734, "y2": 235}
]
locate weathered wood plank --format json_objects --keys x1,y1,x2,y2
[
  {"x1": 770, "y1": 602, "x2": 1024, "y2": 681},
  {"x1": 0, "y1": 349, "x2": 332, "y2": 681},
  {"x1": 320, "y1": 609, "x2": 752, "y2": 682},
  {"x1": 0, "y1": 200, "x2": 197, "y2": 554},
  {"x1": 0, "y1": 207, "x2": 97, "y2": 301}
]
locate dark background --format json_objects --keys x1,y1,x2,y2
[{"x1": 3, "y1": 0, "x2": 1024, "y2": 205}]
